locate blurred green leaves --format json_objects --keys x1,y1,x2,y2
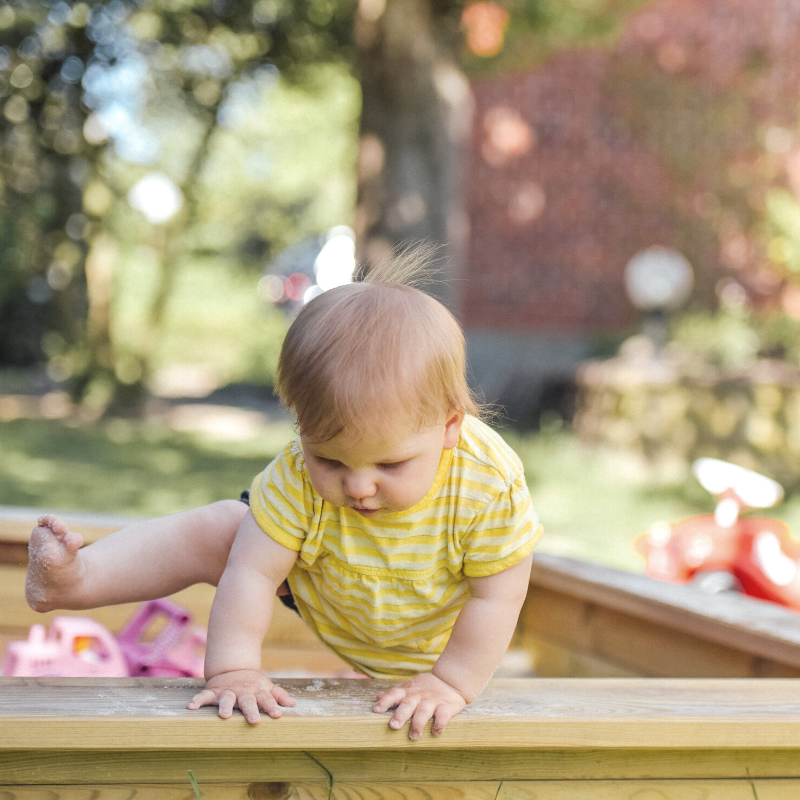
[{"x1": 0, "y1": 0, "x2": 359, "y2": 408}]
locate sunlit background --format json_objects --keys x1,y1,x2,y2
[{"x1": 4, "y1": 0, "x2": 800, "y2": 575}]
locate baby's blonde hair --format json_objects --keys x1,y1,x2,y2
[{"x1": 277, "y1": 244, "x2": 481, "y2": 441}]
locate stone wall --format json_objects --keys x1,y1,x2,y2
[{"x1": 575, "y1": 337, "x2": 800, "y2": 490}]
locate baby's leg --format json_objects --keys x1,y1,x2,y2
[{"x1": 26, "y1": 500, "x2": 248, "y2": 612}]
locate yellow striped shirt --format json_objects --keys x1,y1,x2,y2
[{"x1": 249, "y1": 415, "x2": 541, "y2": 677}]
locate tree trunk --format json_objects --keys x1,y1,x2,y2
[{"x1": 353, "y1": 0, "x2": 471, "y2": 313}]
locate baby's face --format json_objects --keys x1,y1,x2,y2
[{"x1": 301, "y1": 411, "x2": 463, "y2": 517}]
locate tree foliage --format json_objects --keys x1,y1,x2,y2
[{"x1": 0, "y1": 0, "x2": 357, "y2": 406}]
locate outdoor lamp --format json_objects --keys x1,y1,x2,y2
[{"x1": 624, "y1": 246, "x2": 694, "y2": 348}]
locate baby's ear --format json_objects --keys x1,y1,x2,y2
[{"x1": 443, "y1": 409, "x2": 465, "y2": 449}]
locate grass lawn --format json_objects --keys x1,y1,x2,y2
[
  {"x1": 13, "y1": 410, "x2": 800, "y2": 572},
  {"x1": 0, "y1": 413, "x2": 296, "y2": 520}
]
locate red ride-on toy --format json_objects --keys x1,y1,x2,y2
[{"x1": 636, "y1": 457, "x2": 800, "y2": 610}]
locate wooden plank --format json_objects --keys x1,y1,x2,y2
[
  {"x1": 0, "y1": 781, "x2": 788, "y2": 799},
  {"x1": 756, "y1": 780, "x2": 800, "y2": 799},
  {"x1": 2, "y1": 678, "x2": 800, "y2": 751},
  {"x1": 521, "y1": 632, "x2": 640, "y2": 678},
  {"x1": 0, "y1": 541, "x2": 27, "y2": 566},
  {"x1": 520, "y1": 587, "x2": 800, "y2": 678},
  {"x1": 3, "y1": 748, "x2": 800, "y2": 784},
  {"x1": 526, "y1": 554, "x2": 800, "y2": 672}
]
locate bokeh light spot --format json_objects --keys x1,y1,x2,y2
[
  {"x1": 257, "y1": 274, "x2": 284, "y2": 303},
  {"x1": 508, "y1": 182, "x2": 546, "y2": 224},
  {"x1": 10, "y1": 64, "x2": 33, "y2": 89},
  {"x1": 4, "y1": 95, "x2": 29, "y2": 124},
  {"x1": 482, "y1": 106, "x2": 534, "y2": 166},
  {"x1": 127, "y1": 173, "x2": 183, "y2": 224},
  {"x1": 716, "y1": 278, "x2": 748, "y2": 309},
  {"x1": 0, "y1": 7, "x2": 15, "y2": 29},
  {"x1": 60, "y1": 56, "x2": 85, "y2": 84},
  {"x1": 283, "y1": 272, "x2": 312, "y2": 302},
  {"x1": 462, "y1": 2, "x2": 510, "y2": 58}
]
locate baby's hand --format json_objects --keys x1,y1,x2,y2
[
  {"x1": 373, "y1": 673, "x2": 466, "y2": 739},
  {"x1": 188, "y1": 669, "x2": 296, "y2": 725}
]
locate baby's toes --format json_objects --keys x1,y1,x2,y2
[
  {"x1": 28, "y1": 524, "x2": 81, "y2": 565},
  {"x1": 29, "y1": 523, "x2": 56, "y2": 552},
  {"x1": 41, "y1": 515, "x2": 71, "y2": 539},
  {"x1": 62, "y1": 529, "x2": 84, "y2": 553}
]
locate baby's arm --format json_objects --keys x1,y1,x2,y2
[
  {"x1": 373, "y1": 553, "x2": 533, "y2": 739},
  {"x1": 188, "y1": 511, "x2": 298, "y2": 724}
]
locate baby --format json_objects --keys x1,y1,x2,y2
[{"x1": 26, "y1": 248, "x2": 542, "y2": 739}]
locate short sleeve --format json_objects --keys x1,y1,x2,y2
[
  {"x1": 461, "y1": 473, "x2": 542, "y2": 577},
  {"x1": 249, "y1": 441, "x2": 314, "y2": 552}
]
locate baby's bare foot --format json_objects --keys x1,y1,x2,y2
[{"x1": 25, "y1": 515, "x2": 85, "y2": 611}]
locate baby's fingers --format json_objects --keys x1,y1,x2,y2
[
  {"x1": 408, "y1": 701, "x2": 437, "y2": 740},
  {"x1": 239, "y1": 693, "x2": 262, "y2": 725},
  {"x1": 269, "y1": 684, "x2": 297, "y2": 708},
  {"x1": 217, "y1": 689, "x2": 238, "y2": 719},
  {"x1": 188, "y1": 688, "x2": 218, "y2": 710},
  {"x1": 373, "y1": 686, "x2": 407, "y2": 714},
  {"x1": 255, "y1": 690, "x2": 284, "y2": 720},
  {"x1": 432, "y1": 703, "x2": 458, "y2": 737},
  {"x1": 388, "y1": 696, "x2": 419, "y2": 732}
]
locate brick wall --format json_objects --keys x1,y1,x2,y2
[{"x1": 462, "y1": 0, "x2": 800, "y2": 335}]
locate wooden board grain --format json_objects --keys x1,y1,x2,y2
[
  {"x1": 528, "y1": 554, "x2": 800, "y2": 663},
  {"x1": 3, "y1": 748, "x2": 800, "y2": 784},
  {"x1": 2, "y1": 678, "x2": 800, "y2": 751},
  {"x1": 524, "y1": 554, "x2": 800, "y2": 677},
  {"x1": 0, "y1": 780, "x2": 792, "y2": 799}
]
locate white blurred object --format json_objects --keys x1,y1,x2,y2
[
  {"x1": 313, "y1": 227, "x2": 357, "y2": 291},
  {"x1": 624, "y1": 246, "x2": 694, "y2": 311},
  {"x1": 693, "y1": 457, "x2": 784, "y2": 509},
  {"x1": 128, "y1": 173, "x2": 183, "y2": 224},
  {"x1": 303, "y1": 284, "x2": 325, "y2": 304},
  {"x1": 752, "y1": 530, "x2": 797, "y2": 586},
  {"x1": 714, "y1": 496, "x2": 740, "y2": 528}
]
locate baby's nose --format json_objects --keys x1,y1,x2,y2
[{"x1": 343, "y1": 472, "x2": 377, "y2": 499}]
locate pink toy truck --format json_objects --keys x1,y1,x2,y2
[{"x1": 0, "y1": 616, "x2": 129, "y2": 677}]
